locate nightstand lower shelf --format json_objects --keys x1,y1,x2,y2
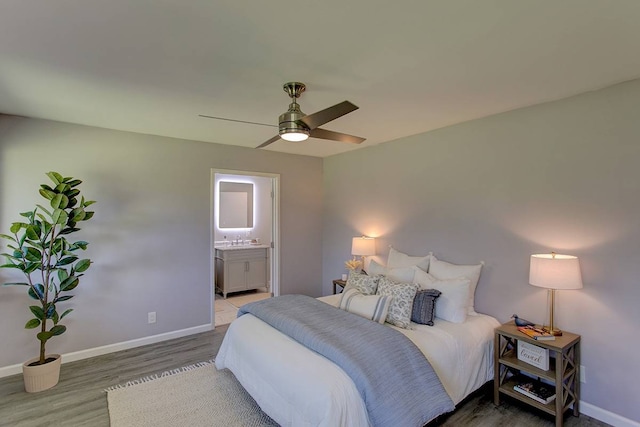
[{"x1": 499, "y1": 377, "x2": 558, "y2": 416}]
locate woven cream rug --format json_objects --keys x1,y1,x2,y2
[{"x1": 106, "y1": 360, "x2": 278, "y2": 427}]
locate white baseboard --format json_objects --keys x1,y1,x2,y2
[
  {"x1": 581, "y1": 401, "x2": 640, "y2": 427},
  {"x1": 0, "y1": 323, "x2": 213, "y2": 379}
]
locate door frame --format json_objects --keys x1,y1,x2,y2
[{"x1": 210, "y1": 168, "x2": 280, "y2": 327}]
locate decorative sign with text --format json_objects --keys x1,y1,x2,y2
[{"x1": 517, "y1": 340, "x2": 549, "y2": 371}]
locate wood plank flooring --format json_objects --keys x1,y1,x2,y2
[
  {"x1": 0, "y1": 325, "x2": 228, "y2": 427},
  {"x1": 0, "y1": 324, "x2": 610, "y2": 426}
]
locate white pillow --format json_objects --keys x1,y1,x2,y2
[
  {"x1": 376, "y1": 276, "x2": 418, "y2": 329},
  {"x1": 429, "y1": 255, "x2": 482, "y2": 315},
  {"x1": 339, "y1": 288, "x2": 391, "y2": 324},
  {"x1": 367, "y1": 259, "x2": 416, "y2": 283},
  {"x1": 387, "y1": 247, "x2": 430, "y2": 272},
  {"x1": 413, "y1": 268, "x2": 471, "y2": 323},
  {"x1": 366, "y1": 258, "x2": 387, "y2": 276}
]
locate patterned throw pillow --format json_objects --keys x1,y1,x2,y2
[
  {"x1": 339, "y1": 288, "x2": 392, "y2": 324},
  {"x1": 411, "y1": 289, "x2": 442, "y2": 326},
  {"x1": 345, "y1": 271, "x2": 380, "y2": 295},
  {"x1": 376, "y1": 276, "x2": 418, "y2": 329}
]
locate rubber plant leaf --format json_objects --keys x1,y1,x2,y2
[
  {"x1": 50, "y1": 325, "x2": 66, "y2": 336},
  {"x1": 75, "y1": 259, "x2": 91, "y2": 273},
  {"x1": 46, "y1": 171, "x2": 63, "y2": 185},
  {"x1": 29, "y1": 306, "x2": 45, "y2": 320},
  {"x1": 37, "y1": 331, "x2": 53, "y2": 342},
  {"x1": 25, "y1": 319, "x2": 41, "y2": 329}
]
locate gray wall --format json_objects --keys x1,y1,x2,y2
[
  {"x1": 323, "y1": 79, "x2": 640, "y2": 421},
  {"x1": 0, "y1": 116, "x2": 323, "y2": 367}
]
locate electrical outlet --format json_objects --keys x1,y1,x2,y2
[
  {"x1": 148, "y1": 311, "x2": 156, "y2": 324},
  {"x1": 580, "y1": 365, "x2": 586, "y2": 383}
]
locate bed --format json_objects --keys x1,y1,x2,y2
[{"x1": 215, "y1": 292, "x2": 500, "y2": 426}]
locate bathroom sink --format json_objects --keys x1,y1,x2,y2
[{"x1": 215, "y1": 244, "x2": 268, "y2": 251}]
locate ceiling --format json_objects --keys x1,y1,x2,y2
[{"x1": 2, "y1": 1, "x2": 640, "y2": 158}]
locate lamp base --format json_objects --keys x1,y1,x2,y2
[{"x1": 542, "y1": 326, "x2": 563, "y2": 336}]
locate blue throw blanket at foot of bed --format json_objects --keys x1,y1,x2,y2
[{"x1": 238, "y1": 294, "x2": 454, "y2": 427}]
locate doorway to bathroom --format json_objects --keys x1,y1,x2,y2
[{"x1": 210, "y1": 169, "x2": 280, "y2": 326}]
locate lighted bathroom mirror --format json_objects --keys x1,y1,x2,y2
[{"x1": 219, "y1": 181, "x2": 254, "y2": 228}]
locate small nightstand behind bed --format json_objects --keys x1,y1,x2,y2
[{"x1": 332, "y1": 279, "x2": 346, "y2": 294}]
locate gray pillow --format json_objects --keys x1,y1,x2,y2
[{"x1": 411, "y1": 289, "x2": 442, "y2": 326}]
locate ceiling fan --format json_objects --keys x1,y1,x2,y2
[{"x1": 199, "y1": 82, "x2": 366, "y2": 149}]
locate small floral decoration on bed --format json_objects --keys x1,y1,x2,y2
[{"x1": 345, "y1": 259, "x2": 362, "y2": 271}]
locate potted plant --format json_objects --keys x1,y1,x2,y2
[{"x1": 0, "y1": 172, "x2": 95, "y2": 392}]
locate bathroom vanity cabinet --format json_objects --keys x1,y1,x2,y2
[{"x1": 215, "y1": 246, "x2": 269, "y2": 298}]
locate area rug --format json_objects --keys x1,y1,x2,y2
[{"x1": 106, "y1": 360, "x2": 278, "y2": 427}]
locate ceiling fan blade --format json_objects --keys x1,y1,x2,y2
[
  {"x1": 256, "y1": 135, "x2": 281, "y2": 149},
  {"x1": 309, "y1": 128, "x2": 365, "y2": 144},
  {"x1": 299, "y1": 101, "x2": 358, "y2": 130},
  {"x1": 198, "y1": 114, "x2": 277, "y2": 128}
]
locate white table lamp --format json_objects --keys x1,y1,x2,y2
[
  {"x1": 529, "y1": 252, "x2": 583, "y2": 336},
  {"x1": 351, "y1": 236, "x2": 376, "y2": 268}
]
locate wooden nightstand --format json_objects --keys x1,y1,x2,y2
[
  {"x1": 494, "y1": 321, "x2": 580, "y2": 427},
  {"x1": 332, "y1": 279, "x2": 346, "y2": 294}
]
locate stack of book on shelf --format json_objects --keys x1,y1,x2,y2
[
  {"x1": 513, "y1": 377, "x2": 556, "y2": 404},
  {"x1": 517, "y1": 325, "x2": 555, "y2": 341}
]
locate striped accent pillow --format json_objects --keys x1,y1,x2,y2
[{"x1": 339, "y1": 288, "x2": 392, "y2": 324}]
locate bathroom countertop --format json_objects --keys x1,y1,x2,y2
[{"x1": 215, "y1": 244, "x2": 269, "y2": 251}]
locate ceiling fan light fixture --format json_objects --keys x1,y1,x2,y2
[
  {"x1": 280, "y1": 130, "x2": 309, "y2": 142},
  {"x1": 279, "y1": 103, "x2": 309, "y2": 142}
]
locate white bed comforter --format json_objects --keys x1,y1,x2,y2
[{"x1": 215, "y1": 294, "x2": 499, "y2": 427}]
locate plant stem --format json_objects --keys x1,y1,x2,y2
[
  {"x1": 13, "y1": 229, "x2": 46, "y2": 364},
  {"x1": 39, "y1": 214, "x2": 58, "y2": 365}
]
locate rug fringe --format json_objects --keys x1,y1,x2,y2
[{"x1": 105, "y1": 359, "x2": 215, "y2": 392}]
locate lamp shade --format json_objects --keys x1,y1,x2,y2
[
  {"x1": 529, "y1": 253, "x2": 583, "y2": 290},
  {"x1": 351, "y1": 236, "x2": 376, "y2": 256}
]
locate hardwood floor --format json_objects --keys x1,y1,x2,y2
[
  {"x1": 0, "y1": 323, "x2": 610, "y2": 427},
  {"x1": 432, "y1": 386, "x2": 610, "y2": 427},
  {"x1": 0, "y1": 325, "x2": 228, "y2": 427}
]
